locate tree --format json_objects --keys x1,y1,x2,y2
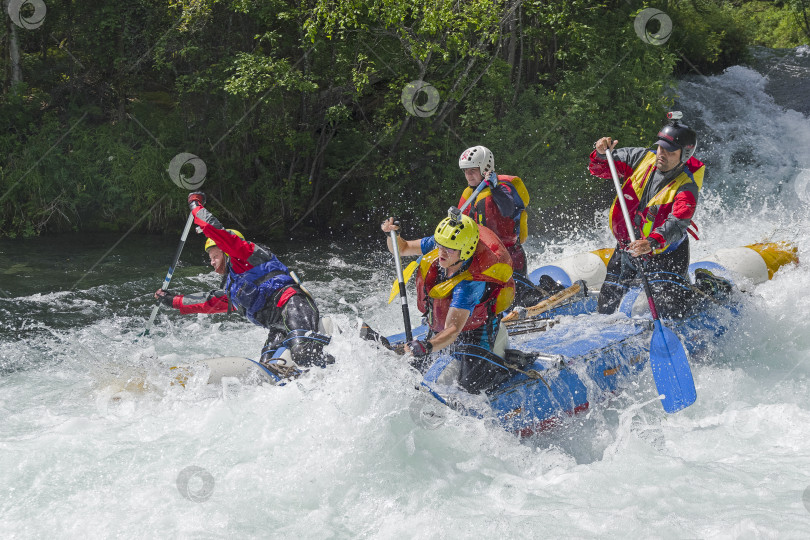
[
  {"x1": 3, "y1": 0, "x2": 23, "y2": 87},
  {"x1": 791, "y1": 0, "x2": 810, "y2": 39}
]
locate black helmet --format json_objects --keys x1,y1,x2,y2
[{"x1": 656, "y1": 112, "x2": 697, "y2": 162}]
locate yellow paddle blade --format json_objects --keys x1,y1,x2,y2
[
  {"x1": 387, "y1": 261, "x2": 419, "y2": 304},
  {"x1": 169, "y1": 365, "x2": 192, "y2": 388}
]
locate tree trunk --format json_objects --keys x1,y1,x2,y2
[
  {"x1": 116, "y1": 11, "x2": 127, "y2": 121},
  {"x1": 506, "y1": 7, "x2": 516, "y2": 70},
  {"x1": 390, "y1": 48, "x2": 431, "y2": 155},
  {"x1": 4, "y1": 0, "x2": 23, "y2": 86},
  {"x1": 511, "y1": 5, "x2": 523, "y2": 106}
]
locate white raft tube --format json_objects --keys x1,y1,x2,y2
[{"x1": 530, "y1": 242, "x2": 798, "y2": 291}]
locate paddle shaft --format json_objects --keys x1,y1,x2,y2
[
  {"x1": 390, "y1": 229, "x2": 413, "y2": 342},
  {"x1": 145, "y1": 212, "x2": 195, "y2": 333},
  {"x1": 457, "y1": 173, "x2": 491, "y2": 215},
  {"x1": 502, "y1": 282, "x2": 582, "y2": 324},
  {"x1": 604, "y1": 149, "x2": 661, "y2": 319},
  {"x1": 388, "y1": 178, "x2": 489, "y2": 310}
]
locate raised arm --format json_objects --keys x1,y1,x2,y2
[{"x1": 381, "y1": 217, "x2": 423, "y2": 257}]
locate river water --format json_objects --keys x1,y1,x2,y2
[{"x1": 2, "y1": 46, "x2": 810, "y2": 538}]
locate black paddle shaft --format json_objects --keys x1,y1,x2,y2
[
  {"x1": 389, "y1": 229, "x2": 413, "y2": 342},
  {"x1": 145, "y1": 212, "x2": 195, "y2": 333}
]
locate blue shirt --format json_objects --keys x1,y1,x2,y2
[{"x1": 420, "y1": 237, "x2": 486, "y2": 314}]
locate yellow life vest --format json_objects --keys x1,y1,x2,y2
[
  {"x1": 461, "y1": 175, "x2": 530, "y2": 244},
  {"x1": 608, "y1": 152, "x2": 704, "y2": 255}
]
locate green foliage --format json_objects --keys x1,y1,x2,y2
[
  {"x1": 730, "y1": 1, "x2": 808, "y2": 47},
  {"x1": 0, "y1": 0, "x2": 784, "y2": 239},
  {"x1": 664, "y1": 0, "x2": 752, "y2": 75},
  {"x1": 792, "y1": 0, "x2": 810, "y2": 41}
]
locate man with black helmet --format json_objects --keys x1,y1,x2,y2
[{"x1": 588, "y1": 113, "x2": 720, "y2": 317}]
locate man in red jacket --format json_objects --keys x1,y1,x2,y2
[
  {"x1": 154, "y1": 192, "x2": 332, "y2": 379},
  {"x1": 589, "y1": 115, "x2": 722, "y2": 317}
]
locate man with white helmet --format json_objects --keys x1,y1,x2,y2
[
  {"x1": 380, "y1": 214, "x2": 515, "y2": 394},
  {"x1": 154, "y1": 191, "x2": 333, "y2": 378},
  {"x1": 457, "y1": 146, "x2": 553, "y2": 306}
]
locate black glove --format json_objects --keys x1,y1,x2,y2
[
  {"x1": 188, "y1": 191, "x2": 206, "y2": 210},
  {"x1": 155, "y1": 289, "x2": 178, "y2": 307},
  {"x1": 407, "y1": 339, "x2": 433, "y2": 357}
]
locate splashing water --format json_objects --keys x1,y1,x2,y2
[{"x1": 2, "y1": 50, "x2": 810, "y2": 536}]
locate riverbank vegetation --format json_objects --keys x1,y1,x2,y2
[{"x1": 1, "y1": 0, "x2": 807, "y2": 239}]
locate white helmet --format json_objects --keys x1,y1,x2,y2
[{"x1": 458, "y1": 146, "x2": 494, "y2": 176}]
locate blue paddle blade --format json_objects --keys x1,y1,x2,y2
[{"x1": 649, "y1": 320, "x2": 697, "y2": 413}]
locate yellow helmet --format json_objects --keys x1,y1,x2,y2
[
  {"x1": 434, "y1": 215, "x2": 478, "y2": 261},
  {"x1": 204, "y1": 229, "x2": 245, "y2": 252}
]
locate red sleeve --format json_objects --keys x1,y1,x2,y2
[
  {"x1": 647, "y1": 232, "x2": 666, "y2": 248},
  {"x1": 172, "y1": 292, "x2": 232, "y2": 315},
  {"x1": 588, "y1": 150, "x2": 634, "y2": 180},
  {"x1": 671, "y1": 190, "x2": 697, "y2": 220},
  {"x1": 191, "y1": 206, "x2": 255, "y2": 272}
]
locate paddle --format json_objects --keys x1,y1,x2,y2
[
  {"x1": 389, "y1": 224, "x2": 413, "y2": 342},
  {"x1": 605, "y1": 148, "x2": 696, "y2": 413},
  {"x1": 144, "y1": 212, "x2": 195, "y2": 335},
  {"x1": 359, "y1": 321, "x2": 393, "y2": 349},
  {"x1": 448, "y1": 172, "x2": 493, "y2": 223},
  {"x1": 502, "y1": 281, "x2": 584, "y2": 324},
  {"x1": 387, "y1": 261, "x2": 418, "y2": 304}
]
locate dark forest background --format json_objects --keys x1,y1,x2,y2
[{"x1": 1, "y1": 0, "x2": 808, "y2": 240}]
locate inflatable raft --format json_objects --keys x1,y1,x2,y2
[
  {"x1": 178, "y1": 243, "x2": 797, "y2": 437},
  {"x1": 389, "y1": 242, "x2": 799, "y2": 436}
]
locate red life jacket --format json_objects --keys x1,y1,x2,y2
[
  {"x1": 416, "y1": 225, "x2": 515, "y2": 333},
  {"x1": 459, "y1": 175, "x2": 530, "y2": 270}
]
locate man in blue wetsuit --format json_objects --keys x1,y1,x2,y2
[
  {"x1": 381, "y1": 215, "x2": 515, "y2": 393},
  {"x1": 154, "y1": 191, "x2": 332, "y2": 378}
]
